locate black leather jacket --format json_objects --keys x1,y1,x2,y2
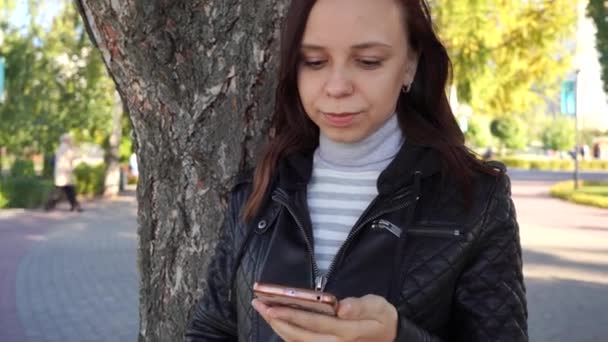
[{"x1": 186, "y1": 141, "x2": 528, "y2": 341}]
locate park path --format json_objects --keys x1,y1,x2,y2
[
  {"x1": 510, "y1": 171, "x2": 608, "y2": 342},
  {"x1": 0, "y1": 192, "x2": 138, "y2": 342}
]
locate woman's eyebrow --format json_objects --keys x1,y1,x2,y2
[
  {"x1": 300, "y1": 44, "x2": 325, "y2": 51},
  {"x1": 300, "y1": 41, "x2": 392, "y2": 51},
  {"x1": 351, "y1": 42, "x2": 392, "y2": 50}
]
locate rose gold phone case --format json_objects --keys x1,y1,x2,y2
[{"x1": 253, "y1": 282, "x2": 338, "y2": 316}]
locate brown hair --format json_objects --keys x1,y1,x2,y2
[{"x1": 243, "y1": 0, "x2": 496, "y2": 222}]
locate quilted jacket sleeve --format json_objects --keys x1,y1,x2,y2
[
  {"x1": 396, "y1": 173, "x2": 527, "y2": 342},
  {"x1": 450, "y1": 173, "x2": 528, "y2": 341},
  {"x1": 185, "y1": 186, "x2": 245, "y2": 342}
]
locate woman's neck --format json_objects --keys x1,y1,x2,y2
[{"x1": 315, "y1": 113, "x2": 404, "y2": 171}]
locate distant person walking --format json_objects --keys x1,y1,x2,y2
[
  {"x1": 45, "y1": 133, "x2": 83, "y2": 212},
  {"x1": 129, "y1": 152, "x2": 139, "y2": 178}
]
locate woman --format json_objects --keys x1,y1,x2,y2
[
  {"x1": 187, "y1": 0, "x2": 527, "y2": 340},
  {"x1": 46, "y1": 133, "x2": 83, "y2": 212}
]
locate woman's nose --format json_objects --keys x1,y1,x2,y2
[{"x1": 324, "y1": 68, "x2": 354, "y2": 98}]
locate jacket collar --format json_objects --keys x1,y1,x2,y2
[{"x1": 276, "y1": 139, "x2": 442, "y2": 195}]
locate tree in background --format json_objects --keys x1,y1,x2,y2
[
  {"x1": 542, "y1": 117, "x2": 575, "y2": 151},
  {"x1": 490, "y1": 117, "x2": 527, "y2": 152},
  {"x1": 588, "y1": 0, "x2": 608, "y2": 95},
  {"x1": 0, "y1": 0, "x2": 116, "y2": 156},
  {"x1": 433, "y1": 0, "x2": 576, "y2": 118},
  {"x1": 464, "y1": 115, "x2": 493, "y2": 148}
]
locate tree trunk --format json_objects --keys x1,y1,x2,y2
[
  {"x1": 104, "y1": 91, "x2": 124, "y2": 196},
  {"x1": 75, "y1": 1, "x2": 287, "y2": 341}
]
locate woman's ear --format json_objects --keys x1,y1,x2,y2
[{"x1": 403, "y1": 51, "x2": 420, "y2": 87}]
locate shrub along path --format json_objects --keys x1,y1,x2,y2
[{"x1": 550, "y1": 181, "x2": 608, "y2": 208}]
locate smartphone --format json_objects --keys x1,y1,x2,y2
[{"x1": 253, "y1": 282, "x2": 338, "y2": 316}]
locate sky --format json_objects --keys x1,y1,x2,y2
[{"x1": 9, "y1": 0, "x2": 63, "y2": 31}]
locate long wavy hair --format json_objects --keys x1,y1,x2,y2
[{"x1": 243, "y1": 0, "x2": 495, "y2": 222}]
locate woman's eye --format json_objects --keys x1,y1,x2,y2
[
  {"x1": 302, "y1": 60, "x2": 326, "y2": 69},
  {"x1": 357, "y1": 59, "x2": 382, "y2": 69}
]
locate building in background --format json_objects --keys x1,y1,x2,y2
[{"x1": 574, "y1": 0, "x2": 608, "y2": 131}]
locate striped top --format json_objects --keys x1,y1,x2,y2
[
  {"x1": 308, "y1": 168, "x2": 380, "y2": 272},
  {"x1": 307, "y1": 114, "x2": 404, "y2": 274}
]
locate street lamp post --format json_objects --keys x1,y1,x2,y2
[{"x1": 574, "y1": 69, "x2": 580, "y2": 190}]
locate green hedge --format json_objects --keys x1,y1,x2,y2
[
  {"x1": 10, "y1": 159, "x2": 36, "y2": 177},
  {"x1": 550, "y1": 181, "x2": 608, "y2": 209},
  {"x1": 0, "y1": 163, "x2": 106, "y2": 209},
  {"x1": 0, "y1": 191, "x2": 8, "y2": 208},
  {"x1": 0, "y1": 176, "x2": 54, "y2": 209},
  {"x1": 498, "y1": 157, "x2": 608, "y2": 171},
  {"x1": 74, "y1": 163, "x2": 106, "y2": 196}
]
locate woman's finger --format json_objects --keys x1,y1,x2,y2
[
  {"x1": 267, "y1": 305, "x2": 350, "y2": 335},
  {"x1": 338, "y1": 295, "x2": 389, "y2": 320},
  {"x1": 267, "y1": 317, "x2": 339, "y2": 342}
]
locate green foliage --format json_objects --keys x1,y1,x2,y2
[
  {"x1": 588, "y1": 0, "x2": 608, "y2": 95},
  {"x1": 74, "y1": 163, "x2": 106, "y2": 196},
  {"x1": 550, "y1": 180, "x2": 608, "y2": 209},
  {"x1": 490, "y1": 117, "x2": 527, "y2": 150},
  {"x1": 433, "y1": 0, "x2": 576, "y2": 117},
  {"x1": 0, "y1": 1, "x2": 115, "y2": 155},
  {"x1": 41, "y1": 154, "x2": 54, "y2": 179},
  {"x1": 464, "y1": 115, "x2": 493, "y2": 148},
  {"x1": 0, "y1": 190, "x2": 8, "y2": 208},
  {"x1": 541, "y1": 117, "x2": 575, "y2": 151},
  {"x1": 119, "y1": 136, "x2": 132, "y2": 163},
  {"x1": 10, "y1": 158, "x2": 35, "y2": 177},
  {"x1": 0, "y1": 176, "x2": 54, "y2": 208}
]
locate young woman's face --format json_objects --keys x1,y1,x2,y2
[{"x1": 297, "y1": 0, "x2": 418, "y2": 143}]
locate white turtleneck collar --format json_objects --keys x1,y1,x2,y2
[{"x1": 314, "y1": 113, "x2": 405, "y2": 172}]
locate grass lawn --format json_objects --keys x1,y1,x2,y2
[{"x1": 550, "y1": 181, "x2": 608, "y2": 209}]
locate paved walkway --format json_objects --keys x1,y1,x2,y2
[
  {"x1": 0, "y1": 193, "x2": 138, "y2": 342},
  {"x1": 510, "y1": 171, "x2": 608, "y2": 342},
  {"x1": 0, "y1": 171, "x2": 607, "y2": 341}
]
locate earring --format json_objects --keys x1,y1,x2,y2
[{"x1": 402, "y1": 83, "x2": 412, "y2": 93}]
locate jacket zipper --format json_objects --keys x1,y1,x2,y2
[
  {"x1": 273, "y1": 189, "x2": 415, "y2": 292},
  {"x1": 372, "y1": 219, "x2": 463, "y2": 238},
  {"x1": 409, "y1": 227, "x2": 463, "y2": 238},
  {"x1": 272, "y1": 189, "x2": 322, "y2": 290},
  {"x1": 321, "y1": 197, "x2": 414, "y2": 292}
]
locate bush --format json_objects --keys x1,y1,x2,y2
[
  {"x1": 498, "y1": 157, "x2": 531, "y2": 169},
  {"x1": 10, "y1": 159, "x2": 36, "y2": 177},
  {"x1": 74, "y1": 163, "x2": 106, "y2": 196},
  {"x1": 498, "y1": 157, "x2": 608, "y2": 171},
  {"x1": 0, "y1": 176, "x2": 54, "y2": 209},
  {"x1": 541, "y1": 117, "x2": 575, "y2": 151},
  {"x1": 0, "y1": 191, "x2": 8, "y2": 208},
  {"x1": 550, "y1": 180, "x2": 608, "y2": 209},
  {"x1": 42, "y1": 154, "x2": 55, "y2": 179},
  {"x1": 490, "y1": 117, "x2": 527, "y2": 150},
  {"x1": 465, "y1": 116, "x2": 493, "y2": 148}
]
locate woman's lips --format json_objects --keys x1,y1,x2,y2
[{"x1": 322, "y1": 112, "x2": 359, "y2": 127}]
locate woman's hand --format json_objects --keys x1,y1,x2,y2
[{"x1": 252, "y1": 294, "x2": 398, "y2": 342}]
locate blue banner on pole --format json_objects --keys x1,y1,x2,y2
[
  {"x1": 561, "y1": 80, "x2": 576, "y2": 115},
  {"x1": 0, "y1": 57, "x2": 5, "y2": 101}
]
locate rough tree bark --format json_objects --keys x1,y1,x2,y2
[{"x1": 75, "y1": 1, "x2": 288, "y2": 341}]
